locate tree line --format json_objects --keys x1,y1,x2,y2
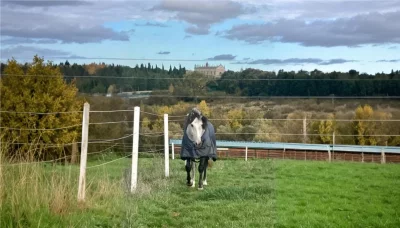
[
  {"x1": 2, "y1": 60, "x2": 399, "y2": 97},
  {"x1": 216, "y1": 68, "x2": 400, "y2": 97},
  {"x1": 1, "y1": 60, "x2": 187, "y2": 94}
]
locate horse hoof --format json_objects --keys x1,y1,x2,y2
[
  {"x1": 203, "y1": 180, "x2": 208, "y2": 186},
  {"x1": 198, "y1": 187, "x2": 204, "y2": 190},
  {"x1": 191, "y1": 181, "x2": 195, "y2": 187}
]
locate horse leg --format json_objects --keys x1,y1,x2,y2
[
  {"x1": 186, "y1": 159, "x2": 194, "y2": 187},
  {"x1": 198, "y1": 157, "x2": 207, "y2": 190},
  {"x1": 190, "y1": 159, "x2": 196, "y2": 187},
  {"x1": 203, "y1": 158, "x2": 209, "y2": 186}
]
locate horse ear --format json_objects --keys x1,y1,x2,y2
[{"x1": 201, "y1": 116, "x2": 208, "y2": 129}]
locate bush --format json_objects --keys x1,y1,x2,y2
[{"x1": 0, "y1": 56, "x2": 82, "y2": 161}]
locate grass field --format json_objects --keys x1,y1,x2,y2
[{"x1": 1, "y1": 155, "x2": 400, "y2": 227}]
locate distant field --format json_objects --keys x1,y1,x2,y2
[{"x1": 1, "y1": 156, "x2": 400, "y2": 227}]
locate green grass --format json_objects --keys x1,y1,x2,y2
[
  {"x1": 276, "y1": 160, "x2": 400, "y2": 228},
  {"x1": 1, "y1": 155, "x2": 399, "y2": 227}
]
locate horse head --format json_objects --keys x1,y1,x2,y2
[{"x1": 185, "y1": 107, "x2": 208, "y2": 147}]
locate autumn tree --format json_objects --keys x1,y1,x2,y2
[
  {"x1": 226, "y1": 108, "x2": 245, "y2": 131},
  {"x1": 107, "y1": 84, "x2": 118, "y2": 94},
  {"x1": 253, "y1": 119, "x2": 281, "y2": 142},
  {"x1": 168, "y1": 84, "x2": 174, "y2": 94},
  {"x1": 352, "y1": 105, "x2": 391, "y2": 146},
  {"x1": 317, "y1": 114, "x2": 336, "y2": 144},
  {"x1": 0, "y1": 56, "x2": 82, "y2": 161},
  {"x1": 197, "y1": 100, "x2": 211, "y2": 117}
]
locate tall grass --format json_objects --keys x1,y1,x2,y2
[
  {"x1": 0, "y1": 152, "x2": 175, "y2": 227},
  {"x1": 1, "y1": 162, "x2": 76, "y2": 227}
]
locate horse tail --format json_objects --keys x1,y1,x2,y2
[{"x1": 208, "y1": 159, "x2": 213, "y2": 168}]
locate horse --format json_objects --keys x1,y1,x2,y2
[{"x1": 180, "y1": 108, "x2": 217, "y2": 190}]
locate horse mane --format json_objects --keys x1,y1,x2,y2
[{"x1": 185, "y1": 108, "x2": 208, "y2": 130}]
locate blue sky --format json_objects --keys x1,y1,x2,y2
[{"x1": 1, "y1": 0, "x2": 399, "y2": 74}]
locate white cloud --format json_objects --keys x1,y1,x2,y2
[
  {"x1": 0, "y1": 0, "x2": 154, "y2": 44},
  {"x1": 224, "y1": 11, "x2": 400, "y2": 47},
  {"x1": 152, "y1": 0, "x2": 251, "y2": 35},
  {"x1": 234, "y1": 57, "x2": 356, "y2": 65},
  {"x1": 0, "y1": 45, "x2": 82, "y2": 60}
]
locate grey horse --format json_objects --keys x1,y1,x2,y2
[{"x1": 180, "y1": 108, "x2": 217, "y2": 190}]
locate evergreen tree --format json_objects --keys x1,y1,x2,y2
[{"x1": 0, "y1": 56, "x2": 82, "y2": 161}]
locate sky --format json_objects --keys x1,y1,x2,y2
[{"x1": 1, "y1": 0, "x2": 399, "y2": 74}]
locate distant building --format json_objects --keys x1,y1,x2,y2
[{"x1": 194, "y1": 62, "x2": 225, "y2": 78}]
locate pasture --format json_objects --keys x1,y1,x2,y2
[{"x1": 1, "y1": 155, "x2": 400, "y2": 227}]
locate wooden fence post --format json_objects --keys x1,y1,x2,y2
[
  {"x1": 164, "y1": 114, "x2": 169, "y2": 177},
  {"x1": 327, "y1": 145, "x2": 331, "y2": 163},
  {"x1": 171, "y1": 143, "x2": 175, "y2": 160},
  {"x1": 131, "y1": 106, "x2": 140, "y2": 193},
  {"x1": 245, "y1": 146, "x2": 248, "y2": 161},
  {"x1": 303, "y1": 117, "x2": 307, "y2": 143},
  {"x1": 71, "y1": 142, "x2": 78, "y2": 164},
  {"x1": 381, "y1": 149, "x2": 386, "y2": 164},
  {"x1": 283, "y1": 145, "x2": 286, "y2": 159},
  {"x1": 332, "y1": 131, "x2": 335, "y2": 153},
  {"x1": 78, "y1": 102, "x2": 90, "y2": 202}
]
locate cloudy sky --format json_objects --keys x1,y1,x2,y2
[{"x1": 1, "y1": 0, "x2": 399, "y2": 73}]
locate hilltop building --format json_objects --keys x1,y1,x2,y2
[{"x1": 194, "y1": 62, "x2": 225, "y2": 78}]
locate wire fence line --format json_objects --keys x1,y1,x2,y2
[
  {"x1": 88, "y1": 134, "x2": 133, "y2": 144},
  {"x1": 0, "y1": 144, "x2": 163, "y2": 167},
  {"x1": 0, "y1": 124, "x2": 82, "y2": 131},
  {"x1": 0, "y1": 154, "x2": 72, "y2": 167},
  {"x1": 140, "y1": 133, "x2": 164, "y2": 137},
  {"x1": 2, "y1": 106, "x2": 399, "y2": 167},
  {"x1": 107, "y1": 95, "x2": 400, "y2": 99},
  {"x1": 3, "y1": 111, "x2": 400, "y2": 144},
  {"x1": 2, "y1": 116, "x2": 399, "y2": 131},
  {"x1": 0, "y1": 143, "x2": 118, "y2": 167},
  {"x1": 6, "y1": 131, "x2": 398, "y2": 149},
  {"x1": 167, "y1": 118, "x2": 400, "y2": 122},
  {"x1": 86, "y1": 154, "x2": 131, "y2": 169},
  {"x1": 140, "y1": 111, "x2": 186, "y2": 118},
  {"x1": 167, "y1": 132, "x2": 400, "y2": 137},
  {"x1": 7, "y1": 142, "x2": 77, "y2": 147},
  {"x1": 85, "y1": 148, "x2": 166, "y2": 169},
  {"x1": 0, "y1": 110, "x2": 82, "y2": 114},
  {"x1": 2, "y1": 73, "x2": 400, "y2": 81},
  {"x1": 89, "y1": 109, "x2": 133, "y2": 113},
  {"x1": 89, "y1": 120, "x2": 133, "y2": 125},
  {"x1": 87, "y1": 148, "x2": 164, "y2": 168}
]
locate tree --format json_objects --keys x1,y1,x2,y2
[
  {"x1": 197, "y1": 100, "x2": 210, "y2": 117},
  {"x1": 168, "y1": 84, "x2": 175, "y2": 94},
  {"x1": 317, "y1": 114, "x2": 336, "y2": 144},
  {"x1": 107, "y1": 84, "x2": 118, "y2": 94},
  {"x1": 352, "y1": 105, "x2": 390, "y2": 146},
  {"x1": 349, "y1": 69, "x2": 359, "y2": 77},
  {"x1": 253, "y1": 119, "x2": 281, "y2": 142},
  {"x1": 0, "y1": 56, "x2": 82, "y2": 161},
  {"x1": 174, "y1": 71, "x2": 212, "y2": 101},
  {"x1": 226, "y1": 108, "x2": 244, "y2": 131},
  {"x1": 139, "y1": 117, "x2": 156, "y2": 150}
]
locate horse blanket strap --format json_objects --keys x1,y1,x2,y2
[{"x1": 180, "y1": 122, "x2": 217, "y2": 161}]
